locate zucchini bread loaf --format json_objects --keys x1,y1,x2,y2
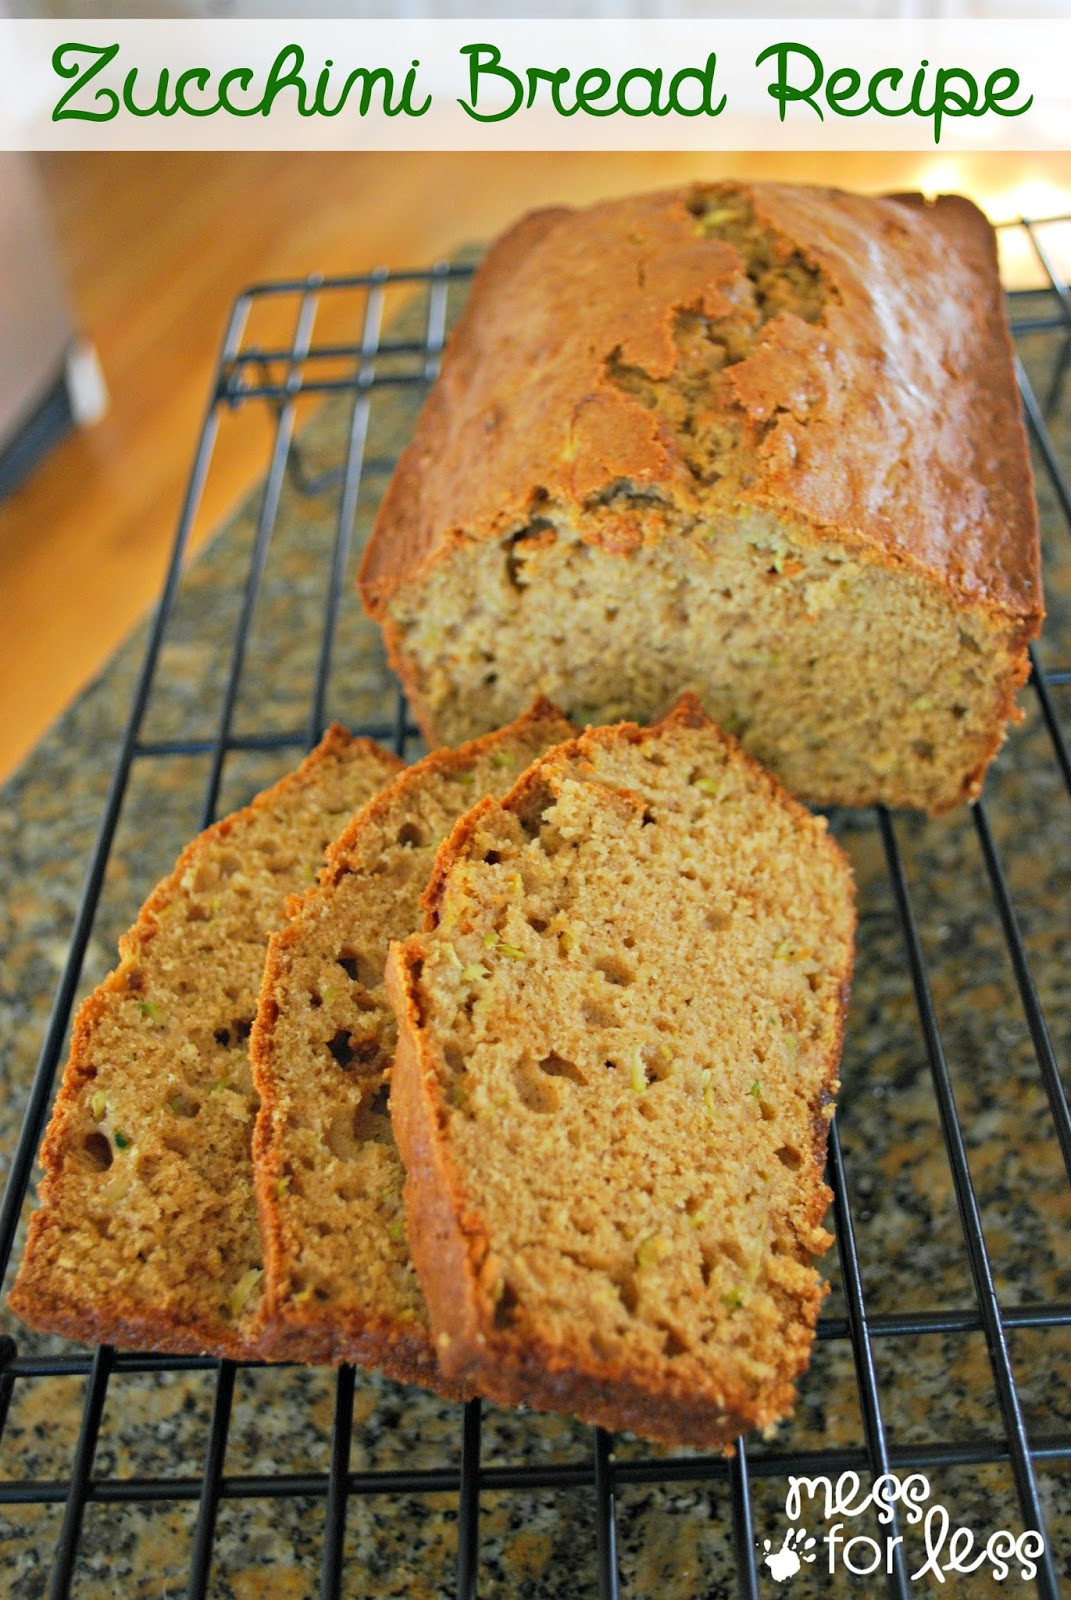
[
  {"x1": 360, "y1": 182, "x2": 1042, "y2": 813},
  {"x1": 250, "y1": 699, "x2": 574, "y2": 1387},
  {"x1": 387, "y1": 696, "x2": 855, "y2": 1449},
  {"x1": 10, "y1": 728, "x2": 401, "y2": 1357}
]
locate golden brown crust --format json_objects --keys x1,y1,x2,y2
[
  {"x1": 359, "y1": 183, "x2": 1041, "y2": 633},
  {"x1": 10, "y1": 727, "x2": 402, "y2": 1359},
  {"x1": 251, "y1": 700, "x2": 575, "y2": 1395},
  {"x1": 390, "y1": 695, "x2": 856, "y2": 1449}
]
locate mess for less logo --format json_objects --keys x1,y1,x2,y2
[{"x1": 762, "y1": 1473, "x2": 1046, "y2": 1584}]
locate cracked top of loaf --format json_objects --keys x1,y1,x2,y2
[{"x1": 359, "y1": 181, "x2": 1041, "y2": 626}]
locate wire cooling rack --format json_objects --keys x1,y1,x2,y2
[{"x1": 1, "y1": 218, "x2": 1070, "y2": 1600}]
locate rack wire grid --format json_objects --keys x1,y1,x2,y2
[{"x1": 1, "y1": 216, "x2": 1070, "y2": 1600}]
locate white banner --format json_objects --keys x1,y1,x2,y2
[{"x1": 0, "y1": 18, "x2": 1068, "y2": 151}]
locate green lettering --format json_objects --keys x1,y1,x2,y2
[
  {"x1": 458, "y1": 42, "x2": 523, "y2": 123},
  {"x1": 825, "y1": 66, "x2": 866, "y2": 116},
  {"x1": 668, "y1": 52, "x2": 726, "y2": 118},
  {"x1": 756, "y1": 41, "x2": 824, "y2": 123},
  {"x1": 174, "y1": 66, "x2": 217, "y2": 117},
  {"x1": 261, "y1": 43, "x2": 309, "y2": 117},
  {"x1": 312, "y1": 57, "x2": 336, "y2": 116},
  {"x1": 617, "y1": 65, "x2": 665, "y2": 117},
  {"x1": 869, "y1": 67, "x2": 908, "y2": 117},
  {"x1": 573, "y1": 67, "x2": 614, "y2": 116},
  {"x1": 525, "y1": 64, "x2": 570, "y2": 113},
  {"x1": 914, "y1": 62, "x2": 981, "y2": 144},
  {"x1": 121, "y1": 64, "x2": 170, "y2": 118},
  {"x1": 400, "y1": 59, "x2": 432, "y2": 117},
  {"x1": 218, "y1": 66, "x2": 260, "y2": 116},
  {"x1": 348, "y1": 66, "x2": 399, "y2": 116},
  {"x1": 52, "y1": 41, "x2": 120, "y2": 123},
  {"x1": 985, "y1": 67, "x2": 1032, "y2": 119}
]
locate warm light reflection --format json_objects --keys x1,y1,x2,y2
[{"x1": 914, "y1": 158, "x2": 1071, "y2": 288}]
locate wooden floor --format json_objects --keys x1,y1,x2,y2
[{"x1": 2, "y1": 150, "x2": 1069, "y2": 781}]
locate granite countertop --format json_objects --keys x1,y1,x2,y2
[{"x1": 0, "y1": 278, "x2": 1069, "y2": 1598}]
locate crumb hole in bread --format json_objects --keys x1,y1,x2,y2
[
  {"x1": 214, "y1": 1018, "x2": 253, "y2": 1048},
  {"x1": 443, "y1": 1041, "x2": 466, "y2": 1077},
  {"x1": 327, "y1": 1031, "x2": 386, "y2": 1076},
  {"x1": 338, "y1": 948, "x2": 380, "y2": 988},
  {"x1": 323, "y1": 1113, "x2": 355, "y2": 1161},
  {"x1": 718, "y1": 1237, "x2": 747, "y2": 1270},
  {"x1": 661, "y1": 1326, "x2": 690, "y2": 1359},
  {"x1": 705, "y1": 907, "x2": 732, "y2": 931},
  {"x1": 396, "y1": 821, "x2": 423, "y2": 849},
  {"x1": 351, "y1": 1039, "x2": 384, "y2": 1072},
  {"x1": 352, "y1": 1083, "x2": 392, "y2": 1145},
  {"x1": 82, "y1": 1132, "x2": 113, "y2": 1171},
  {"x1": 168, "y1": 1092, "x2": 199, "y2": 1118},
  {"x1": 637, "y1": 1098, "x2": 660, "y2": 1121},
  {"x1": 537, "y1": 1051, "x2": 585, "y2": 1085},
  {"x1": 527, "y1": 914, "x2": 548, "y2": 933},
  {"x1": 583, "y1": 999, "x2": 616, "y2": 1028},
  {"x1": 596, "y1": 955, "x2": 635, "y2": 986},
  {"x1": 641, "y1": 808, "x2": 656, "y2": 827},
  {"x1": 493, "y1": 1280, "x2": 520, "y2": 1329},
  {"x1": 514, "y1": 782, "x2": 555, "y2": 841},
  {"x1": 512, "y1": 1058, "x2": 560, "y2": 1114},
  {"x1": 327, "y1": 1031, "x2": 356, "y2": 1068},
  {"x1": 776, "y1": 1144, "x2": 802, "y2": 1171},
  {"x1": 309, "y1": 989, "x2": 323, "y2": 1009},
  {"x1": 484, "y1": 850, "x2": 502, "y2": 866},
  {"x1": 613, "y1": 1273, "x2": 639, "y2": 1316}
]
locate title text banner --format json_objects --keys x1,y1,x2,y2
[{"x1": 0, "y1": 18, "x2": 1067, "y2": 151}]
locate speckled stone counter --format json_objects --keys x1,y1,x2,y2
[{"x1": 1, "y1": 279, "x2": 1069, "y2": 1599}]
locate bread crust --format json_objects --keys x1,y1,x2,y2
[
  {"x1": 359, "y1": 184, "x2": 1041, "y2": 634},
  {"x1": 10, "y1": 727, "x2": 402, "y2": 1360},
  {"x1": 251, "y1": 699, "x2": 574, "y2": 1395},
  {"x1": 388, "y1": 695, "x2": 855, "y2": 1450}
]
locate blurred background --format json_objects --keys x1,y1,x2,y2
[{"x1": 0, "y1": 22, "x2": 1069, "y2": 780}]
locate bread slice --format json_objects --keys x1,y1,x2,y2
[
  {"x1": 10, "y1": 728, "x2": 401, "y2": 1358},
  {"x1": 250, "y1": 699, "x2": 575, "y2": 1388},
  {"x1": 387, "y1": 695, "x2": 855, "y2": 1449}
]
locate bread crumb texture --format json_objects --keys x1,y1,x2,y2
[
  {"x1": 361, "y1": 184, "x2": 1041, "y2": 813},
  {"x1": 9, "y1": 728, "x2": 401, "y2": 1357},
  {"x1": 251, "y1": 700, "x2": 574, "y2": 1387},
  {"x1": 390, "y1": 697, "x2": 856, "y2": 1449}
]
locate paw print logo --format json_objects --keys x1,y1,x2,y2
[{"x1": 762, "y1": 1527, "x2": 817, "y2": 1581}]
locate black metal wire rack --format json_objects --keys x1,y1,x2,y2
[{"x1": 1, "y1": 216, "x2": 1070, "y2": 1600}]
